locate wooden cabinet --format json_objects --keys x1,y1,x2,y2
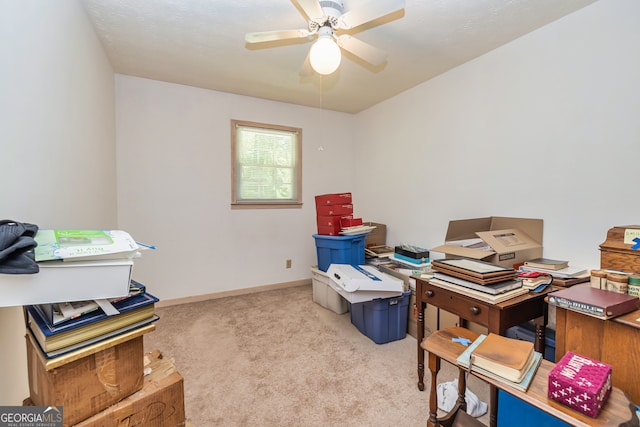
[{"x1": 554, "y1": 307, "x2": 640, "y2": 404}]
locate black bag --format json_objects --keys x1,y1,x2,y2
[{"x1": 0, "y1": 220, "x2": 39, "y2": 274}]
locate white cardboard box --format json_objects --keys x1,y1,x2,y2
[
  {"x1": 327, "y1": 264, "x2": 404, "y2": 304},
  {"x1": 0, "y1": 259, "x2": 133, "y2": 307}
]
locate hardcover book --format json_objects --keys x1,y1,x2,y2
[
  {"x1": 470, "y1": 333, "x2": 535, "y2": 383},
  {"x1": 26, "y1": 291, "x2": 159, "y2": 352},
  {"x1": 546, "y1": 284, "x2": 640, "y2": 319},
  {"x1": 523, "y1": 257, "x2": 569, "y2": 270},
  {"x1": 548, "y1": 352, "x2": 612, "y2": 418},
  {"x1": 431, "y1": 258, "x2": 516, "y2": 285},
  {"x1": 519, "y1": 265, "x2": 588, "y2": 279},
  {"x1": 29, "y1": 315, "x2": 159, "y2": 359},
  {"x1": 432, "y1": 272, "x2": 522, "y2": 295},
  {"x1": 457, "y1": 334, "x2": 542, "y2": 392},
  {"x1": 429, "y1": 278, "x2": 529, "y2": 304}
]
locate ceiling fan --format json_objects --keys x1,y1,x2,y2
[{"x1": 245, "y1": 0, "x2": 406, "y2": 75}]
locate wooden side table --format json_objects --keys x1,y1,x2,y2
[
  {"x1": 422, "y1": 327, "x2": 638, "y2": 427},
  {"x1": 414, "y1": 277, "x2": 553, "y2": 425}
]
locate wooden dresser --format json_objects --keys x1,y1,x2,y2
[{"x1": 554, "y1": 225, "x2": 640, "y2": 404}]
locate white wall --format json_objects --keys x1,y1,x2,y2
[
  {"x1": 354, "y1": 0, "x2": 640, "y2": 269},
  {"x1": 116, "y1": 76, "x2": 355, "y2": 301},
  {"x1": 2, "y1": 0, "x2": 638, "y2": 407},
  {"x1": 0, "y1": 0, "x2": 115, "y2": 404}
]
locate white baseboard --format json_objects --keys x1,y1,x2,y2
[{"x1": 155, "y1": 279, "x2": 312, "y2": 308}]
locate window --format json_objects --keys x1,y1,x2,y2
[{"x1": 231, "y1": 120, "x2": 302, "y2": 209}]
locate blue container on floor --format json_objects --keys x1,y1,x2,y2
[
  {"x1": 350, "y1": 291, "x2": 411, "y2": 344},
  {"x1": 505, "y1": 323, "x2": 556, "y2": 362},
  {"x1": 313, "y1": 234, "x2": 366, "y2": 272},
  {"x1": 497, "y1": 389, "x2": 569, "y2": 426}
]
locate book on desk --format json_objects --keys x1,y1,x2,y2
[
  {"x1": 457, "y1": 333, "x2": 542, "y2": 392},
  {"x1": 428, "y1": 277, "x2": 529, "y2": 304},
  {"x1": 547, "y1": 284, "x2": 640, "y2": 320}
]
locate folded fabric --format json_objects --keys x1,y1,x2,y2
[
  {"x1": 437, "y1": 378, "x2": 488, "y2": 418},
  {"x1": 0, "y1": 220, "x2": 39, "y2": 274}
]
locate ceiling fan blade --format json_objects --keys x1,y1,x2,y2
[
  {"x1": 296, "y1": 0, "x2": 326, "y2": 24},
  {"x1": 245, "y1": 29, "x2": 312, "y2": 43},
  {"x1": 337, "y1": 0, "x2": 405, "y2": 30},
  {"x1": 336, "y1": 35, "x2": 387, "y2": 66},
  {"x1": 299, "y1": 49, "x2": 314, "y2": 77}
]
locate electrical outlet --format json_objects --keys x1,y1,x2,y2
[{"x1": 286, "y1": 259, "x2": 292, "y2": 269}]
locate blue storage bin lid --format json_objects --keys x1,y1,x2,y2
[{"x1": 312, "y1": 233, "x2": 368, "y2": 240}]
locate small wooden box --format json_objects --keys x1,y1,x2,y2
[
  {"x1": 599, "y1": 225, "x2": 640, "y2": 274},
  {"x1": 26, "y1": 333, "x2": 144, "y2": 426},
  {"x1": 75, "y1": 350, "x2": 186, "y2": 427}
]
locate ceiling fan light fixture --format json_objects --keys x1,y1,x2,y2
[{"x1": 309, "y1": 34, "x2": 341, "y2": 75}]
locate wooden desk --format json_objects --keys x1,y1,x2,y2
[
  {"x1": 415, "y1": 277, "x2": 553, "y2": 390},
  {"x1": 415, "y1": 277, "x2": 554, "y2": 425},
  {"x1": 555, "y1": 307, "x2": 640, "y2": 404},
  {"x1": 422, "y1": 327, "x2": 638, "y2": 427}
]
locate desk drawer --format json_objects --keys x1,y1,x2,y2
[{"x1": 423, "y1": 284, "x2": 490, "y2": 325}]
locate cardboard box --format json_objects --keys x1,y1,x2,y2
[
  {"x1": 340, "y1": 217, "x2": 363, "y2": 227},
  {"x1": 430, "y1": 216, "x2": 543, "y2": 268},
  {"x1": 26, "y1": 333, "x2": 144, "y2": 426},
  {"x1": 548, "y1": 352, "x2": 612, "y2": 418},
  {"x1": 316, "y1": 215, "x2": 353, "y2": 227},
  {"x1": 316, "y1": 204, "x2": 354, "y2": 216},
  {"x1": 315, "y1": 192, "x2": 352, "y2": 206},
  {"x1": 75, "y1": 350, "x2": 186, "y2": 427},
  {"x1": 364, "y1": 222, "x2": 386, "y2": 248},
  {"x1": 1, "y1": 259, "x2": 133, "y2": 307},
  {"x1": 316, "y1": 224, "x2": 342, "y2": 236}
]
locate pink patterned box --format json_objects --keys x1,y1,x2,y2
[{"x1": 548, "y1": 352, "x2": 612, "y2": 418}]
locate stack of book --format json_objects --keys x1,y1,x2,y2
[
  {"x1": 430, "y1": 258, "x2": 528, "y2": 303},
  {"x1": 25, "y1": 280, "x2": 159, "y2": 359},
  {"x1": 20, "y1": 229, "x2": 175, "y2": 426},
  {"x1": 519, "y1": 257, "x2": 589, "y2": 286},
  {"x1": 457, "y1": 333, "x2": 542, "y2": 392}
]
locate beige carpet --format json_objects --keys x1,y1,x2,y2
[{"x1": 143, "y1": 284, "x2": 490, "y2": 426}]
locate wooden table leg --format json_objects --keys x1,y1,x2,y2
[
  {"x1": 427, "y1": 350, "x2": 440, "y2": 427},
  {"x1": 457, "y1": 368, "x2": 467, "y2": 412},
  {"x1": 418, "y1": 298, "x2": 425, "y2": 391}
]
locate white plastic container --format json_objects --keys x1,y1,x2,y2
[{"x1": 311, "y1": 266, "x2": 349, "y2": 314}]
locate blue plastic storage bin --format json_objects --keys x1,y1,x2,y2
[
  {"x1": 497, "y1": 389, "x2": 569, "y2": 426},
  {"x1": 505, "y1": 322, "x2": 556, "y2": 362},
  {"x1": 350, "y1": 291, "x2": 411, "y2": 344},
  {"x1": 313, "y1": 234, "x2": 366, "y2": 272}
]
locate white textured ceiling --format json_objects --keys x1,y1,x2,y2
[{"x1": 80, "y1": 0, "x2": 598, "y2": 113}]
